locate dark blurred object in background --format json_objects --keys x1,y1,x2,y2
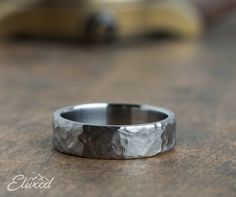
[{"x1": 193, "y1": 0, "x2": 236, "y2": 25}]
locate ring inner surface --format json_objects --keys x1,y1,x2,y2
[{"x1": 61, "y1": 104, "x2": 168, "y2": 125}]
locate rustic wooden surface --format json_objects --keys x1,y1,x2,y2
[{"x1": 0, "y1": 18, "x2": 236, "y2": 197}]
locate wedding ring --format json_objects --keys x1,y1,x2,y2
[{"x1": 53, "y1": 103, "x2": 176, "y2": 159}]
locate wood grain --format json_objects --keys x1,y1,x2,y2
[{"x1": 0, "y1": 21, "x2": 236, "y2": 197}]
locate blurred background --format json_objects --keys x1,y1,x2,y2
[
  {"x1": 1, "y1": 0, "x2": 236, "y2": 42},
  {"x1": 0, "y1": 1, "x2": 236, "y2": 197},
  {"x1": 0, "y1": 0, "x2": 235, "y2": 105}
]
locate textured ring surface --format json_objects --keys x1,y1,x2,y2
[{"x1": 53, "y1": 103, "x2": 176, "y2": 159}]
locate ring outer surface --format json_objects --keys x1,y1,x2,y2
[{"x1": 53, "y1": 103, "x2": 176, "y2": 159}]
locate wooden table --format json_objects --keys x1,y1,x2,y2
[{"x1": 0, "y1": 18, "x2": 236, "y2": 197}]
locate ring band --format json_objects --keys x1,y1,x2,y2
[{"x1": 53, "y1": 103, "x2": 176, "y2": 159}]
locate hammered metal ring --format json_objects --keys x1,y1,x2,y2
[{"x1": 53, "y1": 103, "x2": 176, "y2": 159}]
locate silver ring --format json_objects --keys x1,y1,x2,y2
[{"x1": 53, "y1": 103, "x2": 176, "y2": 159}]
